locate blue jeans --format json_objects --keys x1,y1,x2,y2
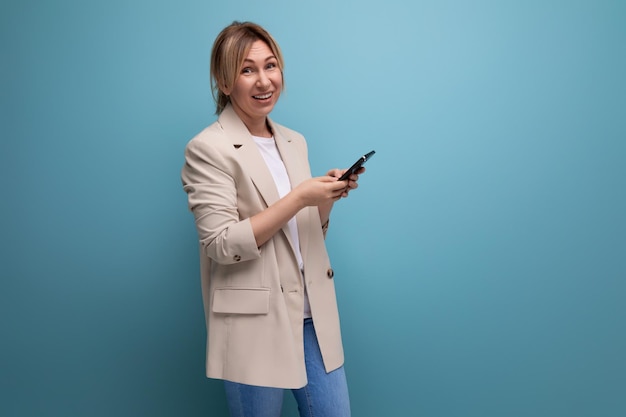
[{"x1": 224, "y1": 318, "x2": 351, "y2": 417}]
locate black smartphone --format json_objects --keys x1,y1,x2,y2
[{"x1": 338, "y1": 150, "x2": 375, "y2": 181}]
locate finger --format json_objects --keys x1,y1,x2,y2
[
  {"x1": 329, "y1": 179, "x2": 349, "y2": 191},
  {"x1": 320, "y1": 175, "x2": 341, "y2": 183},
  {"x1": 332, "y1": 189, "x2": 344, "y2": 200},
  {"x1": 326, "y1": 168, "x2": 342, "y2": 178}
]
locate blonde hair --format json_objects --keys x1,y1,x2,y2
[{"x1": 210, "y1": 21, "x2": 285, "y2": 114}]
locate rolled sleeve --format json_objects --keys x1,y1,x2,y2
[
  {"x1": 200, "y1": 217, "x2": 260, "y2": 264},
  {"x1": 182, "y1": 136, "x2": 261, "y2": 265}
]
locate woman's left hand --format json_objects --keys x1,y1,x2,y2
[{"x1": 327, "y1": 167, "x2": 365, "y2": 198}]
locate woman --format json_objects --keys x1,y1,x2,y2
[{"x1": 181, "y1": 21, "x2": 362, "y2": 417}]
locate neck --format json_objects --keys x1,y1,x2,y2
[
  {"x1": 246, "y1": 118, "x2": 272, "y2": 138},
  {"x1": 229, "y1": 104, "x2": 272, "y2": 137}
]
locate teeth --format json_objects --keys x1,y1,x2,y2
[{"x1": 254, "y1": 92, "x2": 272, "y2": 99}]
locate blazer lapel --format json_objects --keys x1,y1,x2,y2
[
  {"x1": 271, "y1": 126, "x2": 307, "y2": 189},
  {"x1": 270, "y1": 118, "x2": 312, "y2": 263},
  {"x1": 218, "y1": 105, "x2": 280, "y2": 208}
]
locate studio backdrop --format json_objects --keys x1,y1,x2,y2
[{"x1": 2, "y1": 1, "x2": 624, "y2": 416}]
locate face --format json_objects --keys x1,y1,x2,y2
[{"x1": 224, "y1": 40, "x2": 283, "y2": 130}]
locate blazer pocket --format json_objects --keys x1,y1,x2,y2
[{"x1": 212, "y1": 287, "x2": 271, "y2": 314}]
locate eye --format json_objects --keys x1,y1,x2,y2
[
  {"x1": 241, "y1": 67, "x2": 253, "y2": 74},
  {"x1": 266, "y1": 62, "x2": 278, "y2": 70}
]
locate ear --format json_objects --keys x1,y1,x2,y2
[{"x1": 219, "y1": 83, "x2": 231, "y2": 96}]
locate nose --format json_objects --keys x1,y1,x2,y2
[{"x1": 257, "y1": 71, "x2": 271, "y2": 89}]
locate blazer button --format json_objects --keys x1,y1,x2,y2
[
  {"x1": 233, "y1": 254, "x2": 241, "y2": 262},
  {"x1": 326, "y1": 268, "x2": 334, "y2": 279}
]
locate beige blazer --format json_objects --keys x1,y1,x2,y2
[{"x1": 181, "y1": 104, "x2": 344, "y2": 388}]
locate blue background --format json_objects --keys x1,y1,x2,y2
[{"x1": 1, "y1": 1, "x2": 625, "y2": 416}]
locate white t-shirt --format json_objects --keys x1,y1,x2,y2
[{"x1": 252, "y1": 136, "x2": 311, "y2": 318}]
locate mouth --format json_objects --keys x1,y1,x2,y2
[{"x1": 253, "y1": 92, "x2": 273, "y2": 100}]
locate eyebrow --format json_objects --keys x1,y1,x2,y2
[{"x1": 243, "y1": 55, "x2": 277, "y2": 63}]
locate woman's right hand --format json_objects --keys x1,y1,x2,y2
[{"x1": 293, "y1": 176, "x2": 348, "y2": 207}]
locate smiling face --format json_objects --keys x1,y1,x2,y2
[{"x1": 223, "y1": 40, "x2": 283, "y2": 136}]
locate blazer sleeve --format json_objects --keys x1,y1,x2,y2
[{"x1": 181, "y1": 134, "x2": 261, "y2": 265}]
